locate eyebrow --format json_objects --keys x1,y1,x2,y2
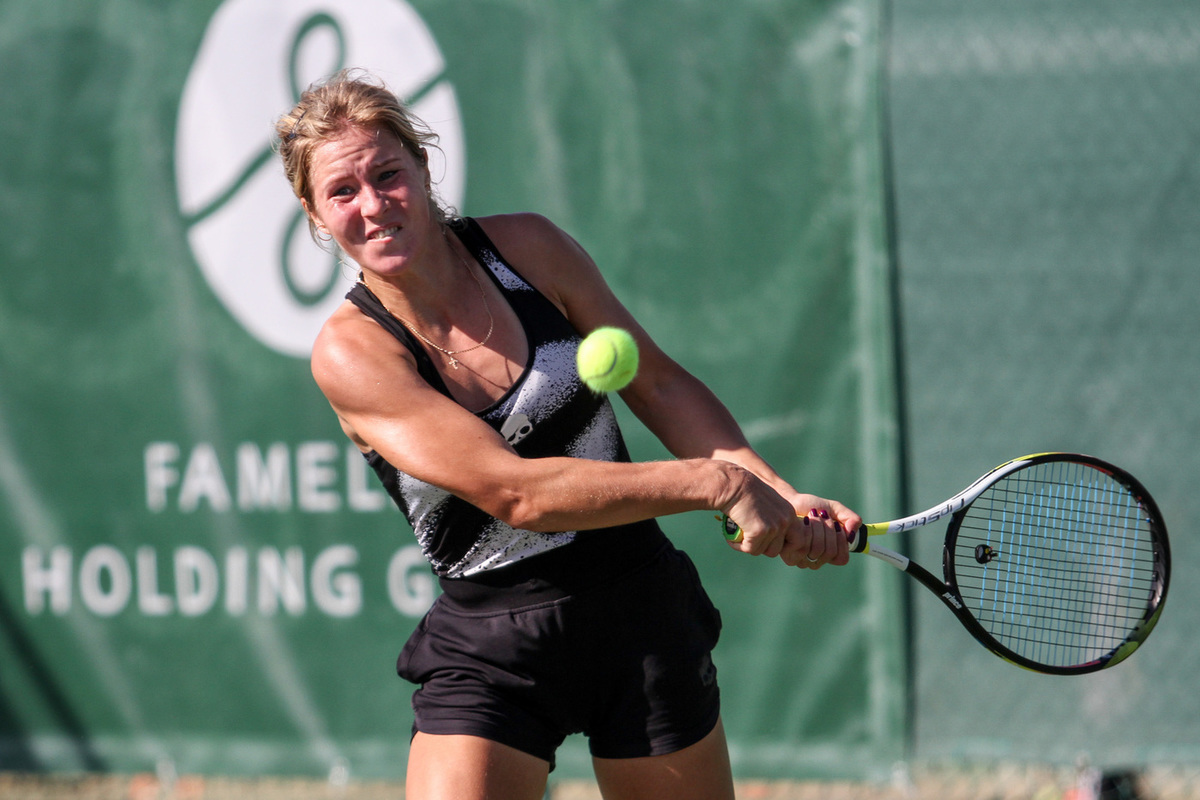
[{"x1": 315, "y1": 153, "x2": 405, "y2": 191}]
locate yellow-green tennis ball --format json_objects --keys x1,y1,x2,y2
[{"x1": 576, "y1": 327, "x2": 639, "y2": 393}]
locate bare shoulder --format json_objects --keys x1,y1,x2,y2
[
  {"x1": 310, "y1": 300, "x2": 417, "y2": 406},
  {"x1": 474, "y1": 212, "x2": 573, "y2": 253},
  {"x1": 472, "y1": 213, "x2": 602, "y2": 311}
]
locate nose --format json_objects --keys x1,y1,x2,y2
[{"x1": 361, "y1": 186, "x2": 388, "y2": 216}]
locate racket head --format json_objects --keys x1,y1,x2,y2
[{"x1": 941, "y1": 453, "x2": 1170, "y2": 675}]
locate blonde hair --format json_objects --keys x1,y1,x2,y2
[{"x1": 275, "y1": 69, "x2": 450, "y2": 236}]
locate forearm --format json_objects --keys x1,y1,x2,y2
[
  {"x1": 624, "y1": 369, "x2": 789, "y2": 491},
  {"x1": 467, "y1": 454, "x2": 744, "y2": 533}
]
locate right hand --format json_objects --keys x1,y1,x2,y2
[
  {"x1": 722, "y1": 478, "x2": 856, "y2": 569},
  {"x1": 720, "y1": 473, "x2": 807, "y2": 559}
]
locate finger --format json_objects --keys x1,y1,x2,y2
[
  {"x1": 825, "y1": 500, "x2": 863, "y2": 537},
  {"x1": 727, "y1": 531, "x2": 758, "y2": 555},
  {"x1": 831, "y1": 524, "x2": 851, "y2": 565},
  {"x1": 804, "y1": 521, "x2": 830, "y2": 565},
  {"x1": 730, "y1": 526, "x2": 780, "y2": 557},
  {"x1": 762, "y1": 529, "x2": 786, "y2": 559},
  {"x1": 779, "y1": 516, "x2": 813, "y2": 566},
  {"x1": 778, "y1": 518, "x2": 818, "y2": 569},
  {"x1": 803, "y1": 515, "x2": 847, "y2": 569}
]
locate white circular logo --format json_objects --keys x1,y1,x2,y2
[{"x1": 176, "y1": 0, "x2": 466, "y2": 357}]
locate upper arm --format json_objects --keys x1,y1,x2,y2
[{"x1": 310, "y1": 307, "x2": 524, "y2": 514}]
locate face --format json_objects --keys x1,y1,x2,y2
[{"x1": 303, "y1": 125, "x2": 436, "y2": 278}]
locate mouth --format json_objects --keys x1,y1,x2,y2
[{"x1": 369, "y1": 225, "x2": 400, "y2": 241}]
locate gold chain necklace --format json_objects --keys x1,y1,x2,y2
[{"x1": 367, "y1": 240, "x2": 495, "y2": 369}]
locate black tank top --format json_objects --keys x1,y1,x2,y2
[{"x1": 347, "y1": 218, "x2": 663, "y2": 579}]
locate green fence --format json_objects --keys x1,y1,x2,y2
[{"x1": 889, "y1": 0, "x2": 1200, "y2": 771}]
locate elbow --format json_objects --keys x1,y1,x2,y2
[{"x1": 476, "y1": 487, "x2": 559, "y2": 532}]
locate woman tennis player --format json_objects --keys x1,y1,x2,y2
[{"x1": 275, "y1": 69, "x2": 861, "y2": 800}]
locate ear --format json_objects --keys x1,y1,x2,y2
[
  {"x1": 301, "y1": 198, "x2": 332, "y2": 242},
  {"x1": 301, "y1": 198, "x2": 322, "y2": 229}
]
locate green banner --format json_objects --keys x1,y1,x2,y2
[{"x1": 0, "y1": 0, "x2": 902, "y2": 780}]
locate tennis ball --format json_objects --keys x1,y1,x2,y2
[{"x1": 576, "y1": 327, "x2": 639, "y2": 393}]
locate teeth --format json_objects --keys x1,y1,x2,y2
[{"x1": 371, "y1": 226, "x2": 399, "y2": 240}]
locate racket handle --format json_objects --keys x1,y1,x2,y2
[
  {"x1": 720, "y1": 514, "x2": 743, "y2": 543},
  {"x1": 720, "y1": 514, "x2": 878, "y2": 550}
]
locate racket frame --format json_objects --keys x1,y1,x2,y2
[
  {"x1": 849, "y1": 452, "x2": 1170, "y2": 674},
  {"x1": 721, "y1": 452, "x2": 1170, "y2": 675}
]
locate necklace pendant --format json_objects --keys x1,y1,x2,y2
[{"x1": 447, "y1": 356, "x2": 459, "y2": 369}]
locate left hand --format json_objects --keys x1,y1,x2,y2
[{"x1": 777, "y1": 496, "x2": 860, "y2": 570}]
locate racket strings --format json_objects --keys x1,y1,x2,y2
[{"x1": 950, "y1": 460, "x2": 1163, "y2": 669}]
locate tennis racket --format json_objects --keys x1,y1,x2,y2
[{"x1": 722, "y1": 452, "x2": 1170, "y2": 675}]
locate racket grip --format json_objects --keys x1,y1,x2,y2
[{"x1": 721, "y1": 514, "x2": 875, "y2": 552}]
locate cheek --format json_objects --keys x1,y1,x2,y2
[{"x1": 318, "y1": 202, "x2": 362, "y2": 234}]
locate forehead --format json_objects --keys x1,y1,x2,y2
[{"x1": 308, "y1": 125, "x2": 409, "y2": 181}]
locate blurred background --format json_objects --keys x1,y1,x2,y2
[{"x1": 0, "y1": 0, "x2": 1196, "y2": 797}]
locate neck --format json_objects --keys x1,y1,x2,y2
[
  {"x1": 359, "y1": 232, "x2": 496, "y2": 367},
  {"x1": 361, "y1": 228, "x2": 464, "y2": 330}
]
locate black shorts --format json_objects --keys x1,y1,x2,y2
[{"x1": 396, "y1": 535, "x2": 722, "y2": 764}]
